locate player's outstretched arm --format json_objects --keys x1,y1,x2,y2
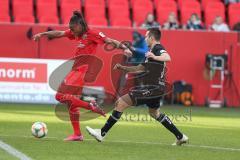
[
  {"x1": 33, "y1": 31, "x2": 65, "y2": 41},
  {"x1": 146, "y1": 51, "x2": 171, "y2": 62},
  {"x1": 104, "y1": 38, "x2": 132, "y2": 57},
  {"x1": 114, "y1": 63, "x2": 145, "y2": 73}
]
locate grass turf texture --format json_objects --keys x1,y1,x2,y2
[{"x1": 0, "y1": 103, "x2": 240, "y2": 160}]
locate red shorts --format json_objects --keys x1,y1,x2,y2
[{"x1": 57, "y1": 65, "x2": 88, "y2": 96}]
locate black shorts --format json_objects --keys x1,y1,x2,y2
[{"x1": 128, "y1": 85, "x2": 165, "y2": 108}]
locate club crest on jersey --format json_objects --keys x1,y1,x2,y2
[
  {"x1": 99, "y1": 32, "x2": 105, "y2": 37},
  {"x1": 82, "y1": 34, "x2": 87, "y2": 39}
]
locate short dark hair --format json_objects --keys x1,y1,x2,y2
[
  {"x1": 69, "y1": 11, "x2": 88, "y2": 33},
  {"x1": 147, "y1": 28, "x2": 161, "y2": 41}
]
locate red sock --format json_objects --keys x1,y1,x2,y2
[
  {"x1": 69, "y1": 105, "x2": 81, "y2": 136},
  {"x1": 56, "y1": 93, "x2": 92, "y2": 111},
  {"x1": 70, "y1": 96, "x2": 93, "y2": 110}
]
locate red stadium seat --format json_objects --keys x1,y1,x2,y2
[
  {"x1": 0, "y1": 0, "x2": 10, "y2": 23},
  {"x1": 153, "y1": 0, "x2": 174, "y2": 6},
  {"x1": 204, "y1": 2, "x2": 225, "y2": 26},
  {"x1": 177, "y1": 0, "x2": 184, "y2": 8},
  {"x1": 85, "y1": 6, "x2": 105, "y2": 22},
  {"x1": 156, "y1": 0, "x2": 177, "y2": 25},
  {"x1": 38, "y1": 16, "x2": 59, "y2": 24},
  {"x1": 180, "y1": 0, "x2": 201, "y2": 24},
  {"x1": 202, "y1": 0, "x2": 220, "y2": 10},
  {"x1": 228, "y1": 3, "x2": 240, "y2": 28},
  {"x1": 60, "y1": 0, "x2": 82, "y2": 24},
  {"x1": 0, "y1": 0, "x2": 9, "y2": 5},
  {"x1": 132, "y1": 0, "x2": 154, "y2": 26},
  {"x1": 12, "y1": 3, "x2": 33, "y2": 16},
  {"x1": 133, "y1": 8, "x2": 153, "y2": 26},
  {"x1": 130, "y1": 0, "x2": 153, "y2": 6},
  {"x1": 60, "y1": 0, "x2": 81, "y2": 5},
  {"x1": 13, "y1": 0, "x2": 33, "y2": 3},
  {"x1": 111, "y1": 18, "x2": 132, "y2": 27},
  {"x1": 37, "y1": 0, "x2": 58, "y2": 24},
  {"x1": 85, "y1": 0, "x2": 105, "y2": 7},
  {"x1": 0, "y1": 15, "x2": 10, "y2": 23},
  {"x1": 0, "y1": 0, "x2": 9, "y2": 16},
  {"x1": 37, "y1": 3, "x2": 58, "y2": 17},
  {"x1": 108, "y1": 6, "x2": 130, "y2": 23},
  {"x1": 87, "y1": 17, "x2": 108, "y2": 26},
  {"x1": 13, "y1": 0, "x2": 34, "y2": 23},
  {"x1": 108, "y1": 0, "x2": 129, "y2": 19},
  {"x1": 0, "y1": 0, "x2": 9, "y2": 4},
  {"x1": 84, "y1": 0, "x2": 105, "y2": 22},
  {"x1": 131, "y1": 0, "x2": 153, "y2": 9},
  {"x1": 60, "y1": 0, "x2": 81, "y2": 8},
  {"x1": 108, "y1": 0, "x2": 131, "y2": 27},
  {"x1": 108, "y1": 0, "x2": 129, "y2": 17},
  {"x1": 36, "y1": 0, "x2": 57, "y2": 4},
  {"x1": 177, "y1": 0, "x2": 198, "y2": 9},
  {"x1": 14, "y1": 15, "x2": 35, "y2": 23},
  {"x1": 12, "y1": 0, "x2": 33, "y2": 17},
  {"x1": 108, "y1": 0, "x2": 129, "y2": 7}
]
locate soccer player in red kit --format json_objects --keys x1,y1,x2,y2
[{"x1": 33, "y1": 11, "x2": 132, "y2": 141}]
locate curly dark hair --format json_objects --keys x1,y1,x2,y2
[{"x1": 69, "y1": 11, "x2": 88, "y2": 34}]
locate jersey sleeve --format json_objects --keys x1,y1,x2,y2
[
  {"x1": 64, "y1": 29, "x2": 75, "y2": 40},
  {"x1": 158, "y1": 46, "x2": 167, "y2": 55},
  {"x1": 90, "y1": 30, "x2": 107, "y2": 44}
]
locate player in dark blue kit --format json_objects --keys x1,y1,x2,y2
[{"x1": 86, "y1": 28, "x2": 189, "y2": 146}]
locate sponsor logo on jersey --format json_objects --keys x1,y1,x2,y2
[
  {"x1": 77, "y1": 43, "x2": 86, "y2": 48},
  {"x1": 82, "y1": 34, "x2": 87, "y2": 40},
  {"x1": 99, "y1": 32, "x2": 105, "y2": 38}
]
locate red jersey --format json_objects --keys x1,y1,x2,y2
[{"x1": 64, "y1": 29, "x2": 107, "y2": 56}]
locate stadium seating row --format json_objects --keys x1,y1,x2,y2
[{"x1": 0, "y1": 0, "x2": 239, "y2": 28}]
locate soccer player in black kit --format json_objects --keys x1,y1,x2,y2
[{"x1": 86, "y1": 28, "x2": 189, "y2": 146}]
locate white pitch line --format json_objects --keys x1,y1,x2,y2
[
  {"x1": 1, "y1": 134, "x2": 240, "y2": 152},
  {"x1": 99, "y1": 139, "x2": 240, "y2": 152},
  {"x1": 0, "y1": 139, "x2": 32, "y2": 160},
  {"x1": 186, "y1": 144, "x2": 240, "y2": 152}
]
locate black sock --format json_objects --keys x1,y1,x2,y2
[
  {"x1": 156, "y1": 113, "x2": 183, "y2": 140},
  {"x1": 101, "y1": 110, "x2": 123, "y2": 137}
]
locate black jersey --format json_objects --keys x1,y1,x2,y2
[{"x1": 141, "y1": 44, "x2": 167, "y2": 85}]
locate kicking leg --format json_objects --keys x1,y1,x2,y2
[
  {"x1": 55, "y1": 92, "x2": 105, "y2": 117},
  {"x1": 148, "y1": 108, "x2": 188, "y2": 146},
  {"x1": 86, "y1": 94, "x2": 133, "y2": 142}
]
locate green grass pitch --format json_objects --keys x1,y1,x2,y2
[{"x1": 0, "y1": 103, "x2": 240, "y2": 160}]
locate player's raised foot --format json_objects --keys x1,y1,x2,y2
[
  {"x1": 86, "y1": 126, "x2": 104, "y2": 142},
  {"x1": 89, "y1": 100, "x2": 106, "y2": 117},
  {"x1": 64, "y1": 134, "x2": 84, "y2": 141},
  {"x1": 172, "y1": 134, "x2": 189, "y2": 146}
]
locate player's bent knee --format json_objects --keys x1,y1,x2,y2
[
  {"x1": 114, "y1": 99, "x2": 129, "y2": 111},
  {"x1": 55, "y1": 92, "x2": 63, "y2": 102},
  {"x1": 114, "y1": 100, "x2": 119, "y2": 107},
  {"x1": 149, "y1": 112, "x2": 157, "y2": 119},
  {"x1": 148, "y1": 109, "x2": 160, "y2": 119},
  {"x1": 68, "y1": 105, "x2": 79, "y2": 114}
]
